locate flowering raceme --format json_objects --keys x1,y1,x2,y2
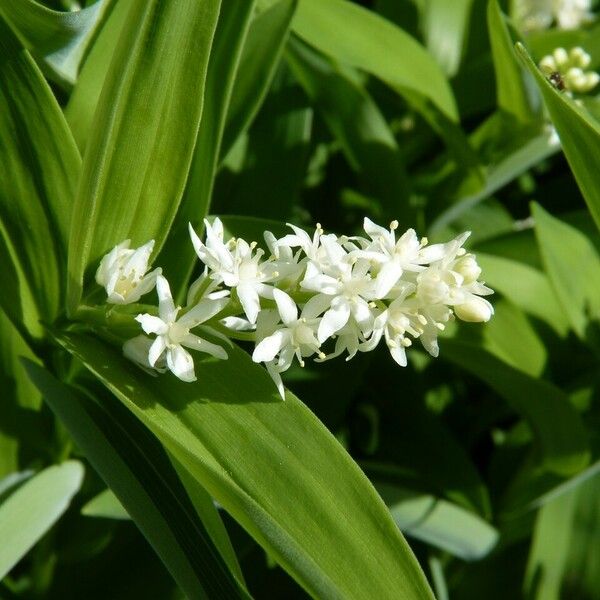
[{"x1": 97, "y1": 219, "x2": 494, "y2": 398}]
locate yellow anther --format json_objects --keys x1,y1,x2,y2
[{"x1": 390, "y1": 220, "x2": 399, "y2": 230}]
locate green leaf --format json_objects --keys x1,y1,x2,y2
[
  {"x1": 422, "y1": 0, "x2": 474, "y2": 77},
  {"x1": 525, "y1": 480, "x2": 578, "y2": 599},
  {"x1": 292, "y1": 0, "x2": 458, "y2": 122},
  {"x1": 517, "y1": 42, "x2": 600, "y2": 231},
  {"x1": 0, "y1": 0, "x2": 113, "y2": 84},
  {"x1": 0, "y1": 19, "x2": 81, "y2": 334},
  {"x1": 376, "y1": 482, "x2": 499, "y2": 561},
  {"x1": 487, "y1": 0, "x2": 539, "y2": 122},
  {"x1": 54, "y1": 330, "x2": 435, "y2": 600},
  {"x1": 0, "y1": 460, "x2": 84, "y2": 580},
  {"x1": 24, "y1": 360, "x2": 248, "y2": 599},
  {"x1": 221, "y1": 0, "x2": 298, "y2": 158},
  {"x1": 81, "y1": 489, "x2": 129, "y2": 520},
  {"x1": 65, "y1": 0, "x2": 132, "y2": 152},
  {"x1": 476, "y1": 252, "x2": 569, "y2": 336},
  {"x1": 531, "y1": 202, "x2": 600, "y2": 339},
  {"x1": 0, "y1": 310, "x2": 43, "y2": 479},
  {"x1": 67, "y1": 0, "x2": 222, "y2": 315},
  {"x1": 286, "y1": 37, "x2": 410, "y2": 222},
  {"x1": 158, "y1": 1, "x2": 256, "y2": 301},
  {"x1": 482, "y1": 299, "x2": 547, "y2": 377},
  {"x1": 441, "y1": 339, "x2": 590, "y2": 476}
]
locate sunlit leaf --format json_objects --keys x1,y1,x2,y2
[
  {"x1": 54, "y1": 330, "x2": 435, "y2": 600},
  {"x1": 0, "y1": 0, "x2": 113, "y2": 84},
  {"x1": 67, "y1": 0, "x2": 222, "y2": 314},
  {"x1": 531, "y1": 202, "x2": 600, "y2": 338},
  {"x1": 517, "y1": 42, "x2": 600, "y2": 231},
  {"x1": 0, "y1": 19, "x2": 80, "y2": 336},
  {"x1": 292, "y1": 0, "x2": 458, "y2": 121},
  {"x1": 25, "y1": 361, "x2": 248, "y2": 599},
  {"x1": 0, "y1": 460, "x2": 84, "y2": 579}
]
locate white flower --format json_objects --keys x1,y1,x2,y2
[
  {"x1": 95, "y1": 240, "x2": 160, "y2": 304},
  {"x1": 301, "y1": 255, "x2": 378, "y2": 343},
  {"x1": 354, "y1": 218, "x2": 446, "y2": 297},
  {"x1": 361, "y1": 285, "x2": 421, "y2": 366},
  {"x1": 516, "y1": 0, "x2": 593, "y2": 31},
  {"x1": 189, "y1": 219, "x2": 274, "y2": 324},
  {"x1": 276, "y1": 223, "x2": 348, "y2": 278},
  {"x1": 252, "y1": 289, "x2": 323, "y2": 399},
  {"x1": 134, "y1": 275, "x2": 228, "y2": 382}
]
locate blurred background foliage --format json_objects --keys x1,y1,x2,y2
[{"x1": 1, "y1": 0, "x2": 600, "y2": 598}]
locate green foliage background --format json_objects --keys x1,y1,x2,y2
[{"x1": 1, "y1": 0, "x2": 600, "y2": 598}]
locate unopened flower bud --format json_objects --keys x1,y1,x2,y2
[
  {"x1": 454, "y1": 296, "x2": 494, "y2": 323},
  {"x1": 454, "y1": 255, "x2": 482, "y2": 284}
]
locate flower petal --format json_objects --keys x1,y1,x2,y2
[
  {"x1": 375, "y1": 261, "x2": 403, "y2": 298},
  {"x1": 253, "y1": 330, "x2": 288, "y2": 363},
  {"x1": 237, "y1": 282, "x2": 261, "y2": 324},
  {"x1": 136, "y1": 314, "x2": 168, "y2": 335},
  {"x1": 266, "y1": 361, "x2": 285, "y2": 400},
  {"x1": 273, "y1": 289, "x2": 297, "y2": 325},
  {"x1": 166, "y1": 346, "x2": 196, "y2": 382},
  {"x1": 148, "y1": 336, "x2": 167, "y2": 367},
  {"x1": 182, "y1": 333, "x2": 228, "y2": 360},
  {"x1": 156, "y1": 275, "x2": 177, "y2": 323},
  {"x1": 179, "y1": 297, "x2": 228, "y2": 328},
  {"x1": 318, "y1": 297, "x2": 351, "y2": 343}
]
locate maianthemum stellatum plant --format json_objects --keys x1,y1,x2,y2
[{"x1": 2, "y1": 0, "x2": 600, "y2": 598}]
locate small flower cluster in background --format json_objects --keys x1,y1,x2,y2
[
  {"x1": 516, "y1": 0, "x2": 593, "y2": 32},
  {"x1": 96, "y1": 219, "x2": 494, "y2": 399},
  {"x1": 539, "y1": 46, "x2": 600, "y2": 93}
]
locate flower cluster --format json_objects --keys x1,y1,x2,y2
[
  {"x1": 96, "y1": 219, "x2": 494, "y2": 399},
  {"x1": 516, "y1": 0, "x2": 593, "y2": 32},
  {"x1": 539, "y1": 46, "x2": 600, "y2": 93}
]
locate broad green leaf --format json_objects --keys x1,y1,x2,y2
[
  {"x1": 476, "y1": 253, "x2": 569, "y2": 336},
  {"x1": 422, "y1": 0, "x2": 474, "y2": 77},
  {"x1": 65, "y1": 0, "x2": 132, "y2": 151},
  {"x1": 0, "y1": 460, "x2": 84, "y2": 579},
  {"x1": 482, "y1": 299, "x2": 547, "y2": 377},
  {"x1": 82, "y1": 489, "x2": 129, "y2": 520},
  {"x1": 561, "y1": 473, "x2": 600, "y2": 597},
  {"x1": 0, "y1": 19, "x2": 81, "y2": 334},
  {"x1": 0, "y1": 310, "x2": 43, "y2": 479},
  {"x1": 67, "y1": 0, "x2": 222, "y2": 315},
  {"x1": 158, "y1": 1, "x2": 256, "y2": 302},
  {"x1": 0, "y1": 0, "x2": 113, "y2": 84},
  {"x1": 221, "y1": 0, "x2": 298, "y2": 158},
  {"x1": 376, "y1": 482, "x2": 499, "y2": 561},
  {"x1": 501, "y1": 455, "x2": 600, "y2": 517},
  {"x1": 54, "y1": 330, "x2": 435, "y2": 600},
  {"x1": 442, "y1": 339, "x2": 589, "y2": 476},
  {"x1": 292, "y1": 0, "x2": 458, "y2": 121},
  {"x1": 517, "y1": 42, "x2": 600, "y2": 231},
  {"x1": 487, "y1": 0, "x2": 539, "y2": 122},
  {"x1": 525, "y1": 481, "x2": 577, "y2": 600},
  {"x1": 24, "y1": 361, "x2": 248, "y2": 599},
  {"x1": 531, "y1": 202, "x2": 600, "y2": 338},
  {"x1": 286, "y1": 37, "x2": 410, "y2": 222}
]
